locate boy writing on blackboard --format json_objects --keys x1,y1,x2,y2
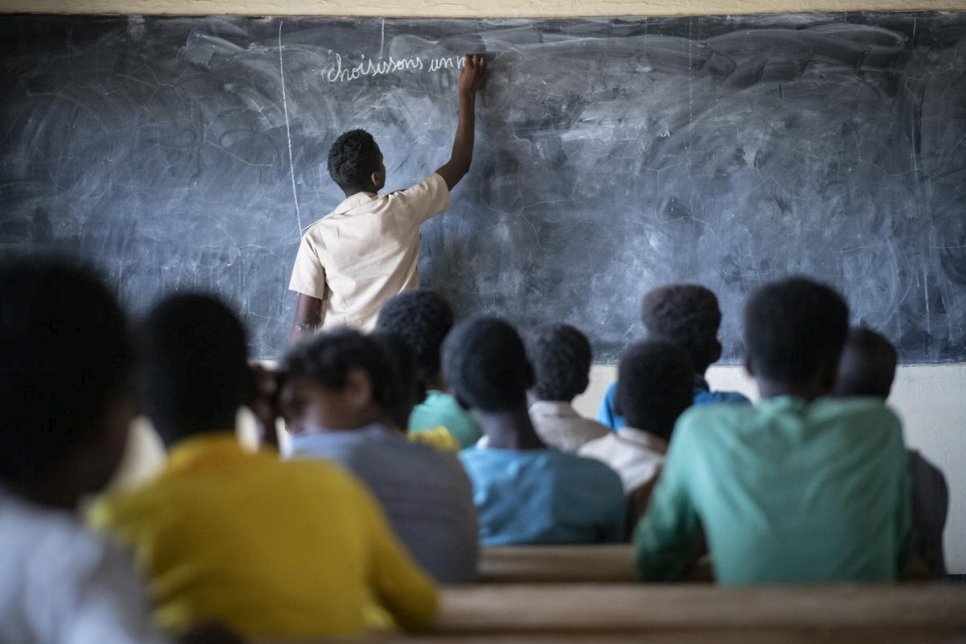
[{"x1": 288, "y1": 54, "x2": 486, "y2": 343}]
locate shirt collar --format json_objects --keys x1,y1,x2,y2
[
  {"x1": 165, "y1": 432, "x2": 254, "y2": 473},
  {"x1": 332, "y1": 191, "x2": 377, "y2": 215},
  {"x1": 528, "y1": 400, "x2": 579, "y2": 417},
  {"x1": 615, "y1": 427, "x2": 669, "y2": 454}
]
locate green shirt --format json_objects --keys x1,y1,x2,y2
[
  {"x1": 408, "y1": 389, "x2": 482, "y2": 449},
  {"x1": 635, "y1": 396, "x2": 912, "y2": 584}
]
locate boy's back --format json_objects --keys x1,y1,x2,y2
[
  {"x1": 288, "y1": 425, "x2": 478, "y2": 584},
  {"x1": 460, "y1": 447, "x2": 625, "y2": 546},
  {"x1": 636, "y1": 397, "x2": 911, "y2": 584},
  {"x1": 92, "y1": 435, "x2": 436, "y2": 637}
]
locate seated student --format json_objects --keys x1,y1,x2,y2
[
  {"x1": 90, "y1": 295, "x2": 436, "y2": 638},
  {"x1": 597, "y1": 284, "x2": 748, "y2": 428},
  {"x1": 525, "y1": 323, "x2": 610, "y2": 452},
  {"x1": 833, "y1": 326, "x2": 949, "y2": 578},
  {"x1": 376, "y1": 289, "x2": 482, "y2": 448},
  {"x1": 635, "y1": 277, "x2": 912, "y2": 584},
  {"x1": 579, "y1": 340, "x2": 694, "y2": 526},
  {"x1": 279, "y1": 328, "x2": 478, "y2": 584},
  {"x1": 443, "y1": 317, "x2": 625, "y2": 545},
  {"x1": 0, "y1": 260, "x2": 171, "y2": 644}
]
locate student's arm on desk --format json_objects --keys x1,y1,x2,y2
[
  {"x1": 633, "y1": 425, "x2": 704, "y2": 581},
  {"x1": 434, "y1": 54, "x2": 486, "y2": 191},
  {"x1": 289, "y1": 293, "x2": 323, "y2": 345}
]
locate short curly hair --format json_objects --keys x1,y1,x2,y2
[
  {"x1": 641, "y1": 284, "x2": 722, "y2": 372},
  {"x1": 376, "y1": 289, "x2": 454, "y2": 387},
  {"x1": 441, "y1": 317, "x2": 533, "y2": 412},
  {"x1": 327, "y1": 129, "x2": 382, "y2": 192},
  {"x1": 616, "y1": 340, "x2": 693, "y2": 442},
  {"x1": 526, "y1": 323, "x2": 592, "y2": 402},
  {"x1": 743, "y1": 276, "x2": 848, "y2": 387},
  {"x1": 281, "y1": 328, "x2": 397, "y2": 415}
]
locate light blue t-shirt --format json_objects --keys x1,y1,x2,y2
[
  {"x1": 597, "y1": 374, "x2": 749, "y2": 429},
  {"x1": 287, "y1": 424, "x2": 478, "y2": 584},
  {"x1": 459, "y1": 447, "x2": 625, "y2": 546},
  {"x1": 409, "y1": 390, "x2": 482, "y2": 449}
]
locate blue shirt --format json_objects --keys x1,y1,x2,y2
[
  {"x1": 635, "y1": 397, "x2": 912, "y2": 584},
  {"x1": 597, "y1": 374, "x2": 749, "y2": 429},
  {"x1": 409, "y1": 390, "x2": 482, "y2": 449},
  {"x1": 459, "y1": 447, "x2": 625, "y2": 546},
  {"x1": 288, "y1": 425, "x2": 478, "y2": 584}
]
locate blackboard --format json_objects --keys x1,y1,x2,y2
[{"x1": 2, "y1": 13, "x2": 965, "y2": 362}]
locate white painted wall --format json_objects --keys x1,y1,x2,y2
[{"x1": 575, "y1": 363, "x2": 966, "y2": 574}]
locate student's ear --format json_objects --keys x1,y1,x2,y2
[
  {"x1": 344, "y1": 368, "x2": 374, "y2": 411},
  {"x1": 743, "y1": 355, "x2": 756, "y2": 378},
  {"x1": 711, "y1": 340, "x2": 722, "y2": 364},
  {"x1": 370, "y1": 164, "x2": 386, "y2": 192}
]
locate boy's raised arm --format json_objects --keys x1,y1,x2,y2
[{"x1": 434, "y1": 54, "x2": 486, "y2": 191}]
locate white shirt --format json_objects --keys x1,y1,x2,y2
[
  {"x1": 578, "y1": 427, "x2": 668, "y2": 493},
  {"x1": 528, "y1": 401, "x2": 611, "y2": 453},
  {"x1": 289, "y1": 173, "x2": 451, "y2": 330},
  {"x1": 0, "y1": 491, "x2": 168, "y2": 644}
]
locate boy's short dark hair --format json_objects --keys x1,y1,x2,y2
[
  {"x1": 834, "y1": 327, "x2": 897, "y2": 399},
  {"x1": 376, "y1": 289, "x2": 454, "y2": 387},
  {"x1": 328, "y1": 129, "x2": 382, "y2": 192},
  {"x1": 743, "y1": 277, "x2": 849, "y2": 387},
  {"x1": 441, "y1": 317, "x2": 533, "y2": 412},
  {"x1": 640, "y1": 284, "x2": 722, "y2": 372},
  {"x1": 0, "y1": 258, "x2": 135, "y2": 491},
  {"x1": 526, "y1": 323, "x2": 592, "y2": 402},
  {"x1": 142, "y1": 294, "x2": 253, "y2": 446},
  {"x1": 282, "y1": 328, "x2": 396, "y2": 415},
  {"x1": 370, "y1": 330, "x2": 424, "y2": 429},
  {"x1": 616, "y1": 340, "x2": 693, "y2": 442}
]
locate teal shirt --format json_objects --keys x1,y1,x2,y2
[
  {"x1": 408, "y1": 390, "x2": 482, "y2": 449},
  {"x1": 635, "y1": 396, "x2": 912, "y2": 584}
]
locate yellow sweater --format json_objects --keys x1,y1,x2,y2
[{"x1": 89, "y1": 433, "x2": 437, "y2": 638}]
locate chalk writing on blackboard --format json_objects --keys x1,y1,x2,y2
[{"x1": 324, "y1": 52, "x2": 467, "y2": 83}]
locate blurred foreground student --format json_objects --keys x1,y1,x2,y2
[
  {"x1": 635, "y1": 277, "x2": 912, "y2": 583},
  {"x1": 289, "y1": 55, "x2": 486, "y2": 342},
  {"x1": 444, "y1": 317, "x2": 625, "y2": 545},
  {"x1": 598, "y1": 284, "x2": 748, "y2": 428},
  {"x1": 525, "y1": 323, "x2": 610, "y2": 452},
  {"x1": 376, "y1": 289, "x2": 482, "y2": 448},
  {"x1": 91, "y1": 295, "x2": 437, "y2": 638},
  {"x1": 279, "y1": 328, "x2": 478, "y2": 584},
  {"x1": 834, "y1": 326, "x2": 948, "y2": 577},
  {"x1": 0, "y1": 260, "x2": 169, "y2": 644},
  {"x1": 580, "y1": 340, "x2": 693, "y2": 527}
]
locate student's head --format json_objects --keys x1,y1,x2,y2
[
  {"x1": 526, "y1": 323, "x2": 592, "y2": 403},
  {"x1": 328, "y1": 129, "x2": 385, "y2": 194},
  {"x1": 833, "y1": 327, "x2": 897, "y2": 400},
  {"x1": 0, "y1": 259, "x2": 136, "y2": 506},
  {"x1": 640, "y1": 284, "x2": 723, "y2": 373},
  {"x1": 743, "y1": 277, "x2": 849, "y2": 396},
  {"x1": 279, "y1": 329, "x2": 396, "y2": 433},
  {"x1": 441, "y1": 317, "x2": 533, "y2": 413},
  {"x1": 141, "y1": 294, "x2": 253, "y2": 447},
  {"x1": 370, "y1": 330, "x2": 423, "y2": 431},
  {"x1": 616, "y1": 340, "x2": 693, "y2": 442},
  {"x1": 376, "y1": 289, "x2": 454, "y2": 389}
]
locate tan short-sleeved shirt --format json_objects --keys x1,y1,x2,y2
[{"x1": 289, "y1": 173, "x2": 451, "y2": 330}]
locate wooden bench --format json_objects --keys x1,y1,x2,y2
[{"x1": 478, "y1": 544, "x2": 713, "y2": 583}]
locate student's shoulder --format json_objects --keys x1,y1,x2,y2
[
  {"x1": 813, "y1": 396, "x2": 902, "y2": 430},
  {"x1": 554, "y1": 449, "x2": 623, "y2": 483},
  {"x1": 676, "y1": 399, "x2": 757, "y2": 435}
]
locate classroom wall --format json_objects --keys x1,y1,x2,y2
[{"x1": 7, "y1": 0, "x2": 963, "y2": 574}]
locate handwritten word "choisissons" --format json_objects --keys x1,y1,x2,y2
[{"x1": 324, "y1": 53, "x2": 467, "y2": 83}]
